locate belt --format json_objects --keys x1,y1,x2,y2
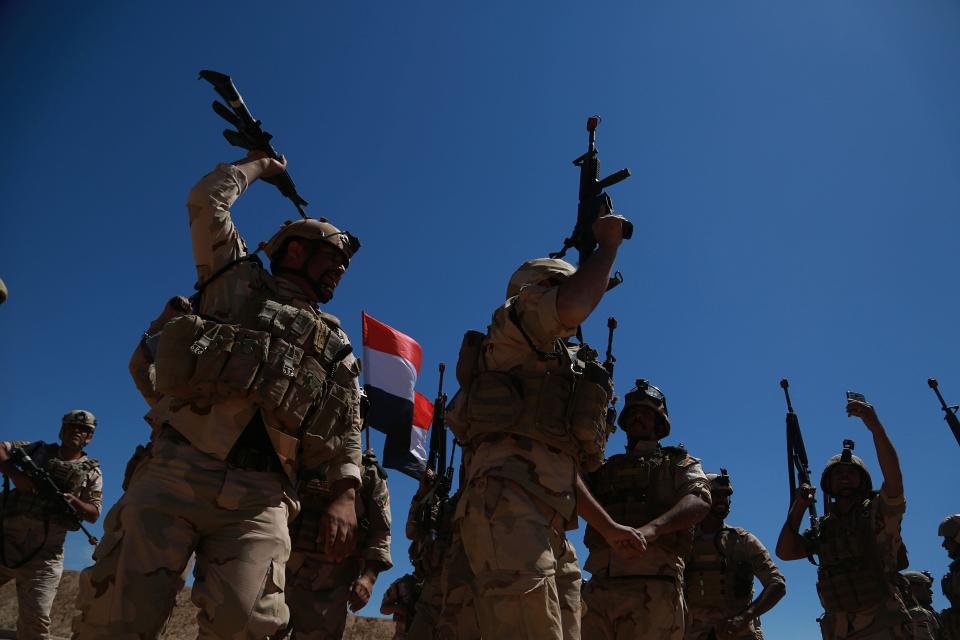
[{"x1": 226, "y1": 446, "x2": 283, "y2": 473}]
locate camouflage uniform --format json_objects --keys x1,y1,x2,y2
[
  {"x1": 286, "y1": 450, "x2": 392, "y2": 639},
  {"x1": 685, "y1": 527, "x2": 785, "y2": 640},
  {"x1": 0, "y1": 439, "x2": 102, "y2": 640},
  {"x1": 404, "y1": 480, "x2": 450, "y2": 639},
  {"x1": 381, "y1": 573, "x2": 422, "y2": 639},
  {"x1": 804, "y1": 492, "x2": 911, "y2": 640},
  {"x1": 898, "y1": 572, "x2": 939, "y2": 640},
  {"x1": 943, "y1": 561, "x2": 959, "y2": 640},
  {"x1": 73, "y1": 164, "x2": 363, "y2": 639},
  {"x1": 448, "y1": 277, "x2": 613, "y2": 640},
  {"x1": 581, "y1": 440, "x2": 710, "y2": 640},
  {"x1": 436, "y1": 524, "x2": 481, "y2": 640}
]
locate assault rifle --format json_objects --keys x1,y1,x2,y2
[
  {"x1": 780, "y1": 379, "x2": 818, "y2": 562},
  {"x1": 7, "y1": 447, "x2": 98, "y2": 545},
  {"x1": 198, "y1": 70, "x2": 309, "y2": 218},
  {"x1": 927, "y1": 378, "x2": 960, "y2": 447},
  {"x1": 550, "y1": 116, "x2": 633, "y2": 288},
  {"x1": 419, "y1": 364, "x2": 451, "y2": 536}
]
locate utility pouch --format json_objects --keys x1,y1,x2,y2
[
  {"x1": 154, "y1": 315, "x2": 205, "y2": 398},
  {"x1": 304, "y1": 380, "x2": 352, "y2": 440},
  {"x1": 529, "y1": 370, "x2": 574, "y2": 438},
  {"x1": 277, "y1": 357, "x2": 327, "y2": 431},
  {"x1": 570, "y1": 361, "x2": 613, "y2": 448},
  {"x1": 456, "y1": 330, "x2": 485, "y2": 388},
  {"x1": 257, "y1": 300, "x2": 317, "y2": 348},
  {"x1": 217, "y1": 328, "x2": 269, "y2": 395},
  {"x1": 465, "y1": 371, "x2": 523, "y2": 429},
  {"x1": 188, "y1": 324, "x2": 239, "y2": 397},
  {"x1": 250, "y1": 338, "x2": 304, "y2": 411}
]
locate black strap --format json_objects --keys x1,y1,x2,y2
[
  {"x1": 193, "y1": 254, "x2": 264, "y2": 295},
  {"x1": 508, "y1": 301, "x2": 562, "y2": 360}
]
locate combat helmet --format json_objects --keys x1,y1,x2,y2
[
  {"x1": 819, "y1": 439, "x2": 873, "y2": 496},
  {"x1": 618, "y1": 378, "x2": 670, "y2": 438},
  {"x1": 60, "y1": 410, "x2": 96, "y2": 442},
  {"x1": 262, "y1": 218, "x2": 360, "y2": 267},
  {"x1": 939, "y1": 514, "x2": 960, "y2": 545},
  {"x1": 902, "y1": 570, "x2": 935, "y2": 587},
  {"x1": 706, "y1": 469, "x2": 734, "y2": 496},
  {"x1": 505, "y1": 258, "x2": 576, "y2": 300}
]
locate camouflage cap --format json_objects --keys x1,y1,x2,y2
[
  {"x1": 62, "y1": 409, "x2": 96, "y2": 430},
  {"x1": 820, "y1": 450, "x2": 873, "y2": 496},
  {"x1": 506, "y1": 258, "x2": 576, "y2": 300},
  {"x1": 902, "y1": 570, "x2": 935, "y2": 586},
  {"x1": 939, "y1": 514, "x2": 960, "y2": 544},
  {"x1": 706, "y1": 469, "x2": 734, "y2": 496},
  {"x1": 618, "y1": 378, "x2": 671, "y2": 438},
  {"x1": 262, "y1": 218, "x2": 360, "y2": 266}
]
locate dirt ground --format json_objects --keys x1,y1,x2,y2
[{"x1": 0, "y1": 570, "x2": 395, "y2": 639}]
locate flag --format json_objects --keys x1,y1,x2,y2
[{"x1": 362, "y1": 311, "x2": 434, "y2": 478}]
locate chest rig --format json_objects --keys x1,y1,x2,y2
[
  {"x1": 685, "y1": 528, "x2": 754, "y2": 610},
  {"x1": 154, "y1": 263, "x2": 359, "y2": 452},
  {"x1": 2, "y1": 444, "x2": 97, "y2": 530},
  {"x1": 583, "y1": 446, "x2": 693, "y2": 556},
  {"x1": 449, "y1": 299, "x2": 613, "y2": 472},
  {"x1": 813, "y1": 497, "x2": 894, "y2": 613}
]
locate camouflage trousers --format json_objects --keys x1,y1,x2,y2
[
  {"x1": 581, "y1": 576, "x2": 686, "y2": 640},
  {"x1": 460, "y1": 476, "x2": 581, "y2": 640},
  {"x1": 685, "y1": 609, "x2": 763, "y2": 640},
  {"x1": 407, "y1": 574, "x2": 443, "y2": 640},
  {"x1": 436, "y1": 529, "x2": 480, "y2": 640},
  {"x1": 0, "y1": 515, "x2": 67, "y2": 640},
  {"x1": 285, "y1": 550, "x2": 361, "y2": 639},
  {"x1": 72, "y1": 431, "x2": 291, "y2": 639}
]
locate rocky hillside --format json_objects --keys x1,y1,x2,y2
[{"x1": 0, "y1": 570, "x2": 394, "y2": 639}]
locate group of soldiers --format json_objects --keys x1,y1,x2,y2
[{"x1": 0, "y1": 147, "x2": 957, "y2": 640}]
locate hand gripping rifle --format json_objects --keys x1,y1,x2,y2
[
  {"x1": 7, "y1": 447, "x2": 98, "y2": 545},
  {"x1": 780, "y1": 379, "x2": 818, "y2": 563},
  {"x1": 420, "y1": 364, "x2": 450, "y2": 536},
  {"x1": 198, "y1": 70, "x2": 309, "y2": 219},
  {"x1": 927, "y1": 379, "x2": 960, "y2": 447},
  {"x1": 550, "y1": 116, "x2": 633, "y2": 288}
]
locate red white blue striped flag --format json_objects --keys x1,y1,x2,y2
[{"x1": 361, "y1": 311, "x2": 434, "y2": 478}]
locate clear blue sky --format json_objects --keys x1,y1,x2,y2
[{"x1": 1, "y1": 1, "x2": 958, "y2": 634}]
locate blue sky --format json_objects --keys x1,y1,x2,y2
[{"x1": 1, "y1": 1, "x2": 958, "y2": 635}]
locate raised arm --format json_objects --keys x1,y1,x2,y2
[
  {"x1": 847, "y1": 400, "x2": 903, "y2": 500},
  {"x1": 776, "y1": 485, "x2": 816, "y2": 561},
  {"x1": 556, "y1": 214, "x2": 628, "y2": 328}
]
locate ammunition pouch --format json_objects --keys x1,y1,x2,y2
[
  {"x1": 153, "y1": 299, "x2": 358, "y2": 441},
  {"x1": 685, "y1": 531, "x2": 754, "y2": 610}
]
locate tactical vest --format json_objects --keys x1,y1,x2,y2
[
  {"x1": 685, "y1": 528, "x2": 755, "y2": 611},
  {"x1": 944, "y1": 562, "x2": 960, "y2": 607},
  {"x1": 154, "y1": 265, "x2": 359, "y2": 454},
  {"x1": 583, "y1": 446, "x2": 694, "y2": 557},
  {"x1": 2, "y1": 444, "x2": 98, "y2": 530},
  {"x1": 449, "y1": 314, "x2": 613, "y2": 472},
  {"x1": 814, "y1": 497, "x2": 895, "y2": 613}
]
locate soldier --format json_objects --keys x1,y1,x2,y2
[
  {"x1": 940, "y1": 514, "x2": 960, "y2": 640},
  {"x1": 776, "y1": 397, "x2": 910, "y2": 639},
  {"x1": 404, "y1": 467, "x2": 447, "y2": 638},
  {"x1": 0, "y1": 410, "x2": 103, "y2": 640},
  {"x1": 436, "y1": 514, "x2": 481, "y2": 640},
  {"x1": 899, "y1": 571, "x2": 939, "y2": 640},
  {"x1": 73, "y1": 151, "x2": 364, "y2": 639},
  {"x1": 685, "y1": 470, "x2": 786, "y2": 640},
  {"x1": 581, "y1": 379, "x2": 712, "y2": 640},
  {"x1": 447, "y1": 210, "x2": 645, "y2": 640},
  {"x1": 381, "y1": 573, "x2": 422, "y2": 639},
  {"x1": 285, "y1": 447, "x2": 392, "y2": 639}
]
